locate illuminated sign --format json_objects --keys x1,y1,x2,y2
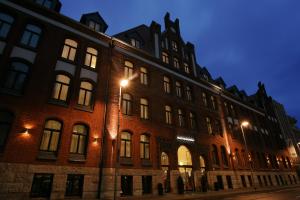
[{"x1": 176, "y1": 136, "x2": 195, "y2": 142}]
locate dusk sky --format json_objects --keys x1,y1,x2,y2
[{"x1": 60, "y1": 0, "x2": 300, "y2": 126}]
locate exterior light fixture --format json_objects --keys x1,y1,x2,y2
[
  {"x1": 241, "y1": 121, "x2": 249, "y2": 127},
  {"x1": 176, "y1": 136, "x2": 195, "y2": 142},
  {"x1": 120, "y1": 79, "x2": 129, "y2": 87}
]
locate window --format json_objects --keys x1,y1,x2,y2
[
  {"x1": 140, "y1": 98, "x2": 149, "y2": 119},
  {"x1": 0, "y1": 111, "x2": 13, "y2": 151},
  {"x1": 211, "y1": 96, "x2": 217, "y2": 110},
  {"x1": 122, "y1": 93, "x2": 132, "y2": 115},
  {"x1": 224, "y1": 102, "x2": 229, "y2": 114},
  {"x1": 30, "y1": 174, "x2": 53, "y2": 198},
  {"x1": 88, "y1": 20, "x2": 100, "y2": 32},
  {"x1": 40, "y1": 120, "x2": 62, "y2": 152},
  {"x1": 172, "y1": 41, "x2": 178, "y2": 51},
  {"x1": 215, "y1": 120, "x2": 223, "y2": 136},
  {"x1": 161, "y1": 152, "x2": 169, "y2": 166},
  {"x1": 124, "y1": 61, "x2": 133, "y2": 79},
  {"x1": 173, "y1": 58, "x2": 179, "y2": 69},
  {"x1": 140, "y1": 67, "x2": 148, "y2": 85},
  {"x1": 202, "y1": 92, "x2": 208, "y2": 107},
  {"x1": 162, "y1": 52, "x2": 169, "y2": 64},
  {"x1": 230, "y1": 105, "x2": 236, "y2": 117},
  {"x1": 235, "y1": 149, "x2": 240, "y2": 166},
  {"x1": 178, "y1": 109, "x2": 185, "y2": 127},
  {"x1": 35, "y1": 0, "x2": 53, "y2": 8},
  {"x1": 20, "y1": 24, "x2": 42, "y2": 48},
  {"x1": 221, "y1": 146, "x2": 228, "y2": 166},
  {"x1": 163, "y1": 76, "x2": 171, "y2": 94},
  {"x1": 77, "y1": 81, "x2": 93, "y2": 107},
  {"x1": 51, "y1": 74, "x2": 70, "y2": 102},
  {"x1": 212, "y1": 145, "x2": 219, "y2": 165},
  {"x1": 3, "y1": 61, "x2": 29, "y2": 93},
  {"x1": 189, "y1": 112, "x2": 196, "y2": 129},
  {"x1": 184, "y1": 63, "x2": 190, "y2": 74},
  {"x1": 70, "y1": 124, "x2": 88, "y2": 154},
  {"x1": 61, "y1": 39, "x2": 77, "y2": 61},
  {"x1": 186, "y1": 86, "x2": 192, "y2": 101},
  {"x1": 165, "y1": 105, "x2": 172, "y2": 124},
  {"x1": 84, "y1": 47, "x2": 98, "y2": 68},
  {"x1": 65, "y1": 174, "x2": 84, "y2": 197},
  {"x1": 0, "y1": 13, "x2": 14, "y2": 39},
  {"x1": 175, "y1": 81, "x2": 182, "y2": 98},
  {"x1": 140, "y1": 134, "x2": 150, "y2": 159},
  {"x1": 131, "y1": 38, "x2": 140, "y2": 48},
  {"x1": 206, "y1": 117, "x2": 213, "y2": 135},
  {"x1": 120, "y1": 132, "x2": 131, "y2": 158}
]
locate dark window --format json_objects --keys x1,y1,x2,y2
[
  {"x1": 70, "y1": 124, "x2": 88, "y2": 154},
  {"x1": 202, "y1": 92, "x2": 208, "y2": 107},
  {"x1": 268, "y1": 175, "x2": 273, "y2": 186},
  {"x1": 226, "y1": 176, "x2": 233, "y2": 189},
  {"x1": 210, "y1": 96, "x2": 217, "y2": 110},
  {"x1": 131, "y1": 38, "x2": 140, "y2": 48},
  {"x1": 142, "y1": 176, "x2": 152, "y2": 194},
  {"x1": 215, "y1": 120, "x2": 223, "y2": 136},
  {"x1": 206, "y1": 117, "x2": 213, "y2": 135},
  {"x1": 35, "y1": 0, "x2": 53, "y2": 8},
  {"x1": 241, "y1": 175, "x2": 247, "y2": 187},
  {"x1": 121, "y1": 175, "x2": 133, "y2": 196},
  {"x1": 3, "y1": 61, "x2": 29, "y2": 94},
  {"x1": 189, "y1": 112, "x2": 196, "y2": 129},
  {"x1": 172, "y1": 41, "x2": 178, "y2": 52},
  {"x1": 140, "y1": 134, "x2": 150, "y2": 159},
  {"x1": 20, "y1": 24, "x2": 42, "y2": 48},
  {"x1": 61, "y1": 39, "x2": 77, "y2": 61},
  {"x1": 51, "y1": 74, "x2": 71, "y2": 102},
  {"x1": 120, "y1": 132, "x2": 131, "y2": 158},
  {"x1": 65, "y1": 174, "x2": 84, "y2": 197},
  {"x1": 212, "y1": 145, "x2": 219, "y2": 165},
  {"x1": 39, "y1": 120, "x2": 62, "y2": 152},
  {"x1": 0, "y1": 13, "x2": 14, "y2": 39},
  {"x1": 248, "y1": 175, "x2": 253, "y2": 186},
  {"x1": 257, "y1": 175, "x2": 263, "y2": 186},
  {"x1": 122, "y1": 93, "x2": 132, "y2": 115},
  {"x1": 186, "y1": 86, "x2": 192, "y2": 101},
  {"x1": 0, "y1": 111, "x2": 14, "y2": 151},
  {"x1": 78, "y1": 81, "x2": 93, "y2": 107},
  {"x1": 30, "y1": 174, "x2": 53, "y2": 198},
  {"x1": 165, "y1": 105, "x2": 172, "y2": 124},
  {"x1": 216, "y1": 175, "x2": 224, "y2": 190},
  {"x1": 88, "y1": 20, "x2": 100, "y2": 32},
  {"x1": 221, "y1": 146, "x2": 228, "y2": 167},
  {"x1": 178, "y1": 109, "x2": 185, "y2": 127}
]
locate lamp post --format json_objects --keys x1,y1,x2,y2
[
  {"x1": 240, "y1": 121, "x2": 256, "y2": 190},
  {"x1": 113, "y1": 79, "x2": 128, "y2": 200}
]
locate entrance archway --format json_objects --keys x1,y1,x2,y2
[{"x1": 177, "y1": 145, "x2": 194, "y2": 191}]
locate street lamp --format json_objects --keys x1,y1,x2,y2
[
  {"x1": 240, "y1": 121, "x2": 256, "y2": 190},
  {"x1": 113, "y1": 79, "x2": 129, "y2": 200}
]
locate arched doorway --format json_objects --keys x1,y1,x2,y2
[
  {"x1": 161, "y1": 152, "x2": 170, "y2": 192},
  {"x1": 178, "y1": 145, "x2": 194, "y2": 191}
]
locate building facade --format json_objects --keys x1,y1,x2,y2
[{"x1": 0, "y1": 0, "x2": 298, "y2": 199}]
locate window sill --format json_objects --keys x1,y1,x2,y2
[
  {"x1": 0, "y1": 88, "x2": 23, "y2": 97},
  {"x1": 120, "y1": 157, "x2": 133, "y2": 165},
  {"x1": 141, "y1": 159, "x2": 152, "y2": 167},
  {"x1": 48, "y1": 99, "x2": 69, "y2": 108},
  {"x1": 74, "y1": 105, "x2": 94, "y2": 113},
  {"x1": 59, "y1": 58, "x2": 76, "y2": 65},
  {"x1": 37, "y1": 151, "x2": 57, "y2": 160},
  {"x1": 68, "y1": 154, "x2": 86, "y2": 163},
  {"x1": 17, "y1": 43, "x2": 38, "y2": 52}
]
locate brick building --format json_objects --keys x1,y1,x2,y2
[{"x1": 0, "y1": 0, "x2": 298, "y2": 199}]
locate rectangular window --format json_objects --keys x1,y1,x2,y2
[
  {"x1": 162, "y1": 52, "x2": 169, "y2": 64},
  {"x1": 184, "y1": 63, "x2": 190, "y2": 74},
  {"x1": 30, "y1": 174, "x2": 53, "y2": 198},
  {"x1": 211, "y1": 96, "x2": 217, "y2": 110},
  {"x1": 0, "y1": 13, "x2": 14, "y2": 39},
  {"x1": 35, "y1": 0, "x2": 53, "y2": 8},
  {"x1": 202, "y1": 92, "x2": 208, "y2": 107},
  {"x1": 65, "y1": 174, "x2": 84, "y2": 197},
  {"x1": 172, "y1": 41, "x2": 178, "y2": 52},
  {"x1": 84, "y1": 47, "x2": 98, "y2": 68},
  {"x1": 61, "y1": 39, "x2": 77, "y2": 61},
  {"x1": 163, "y1": 76, "x2": 171, "y2": 94},
  {"x1": 206, "y1": 117, "x2": 213, "y2": 135},
  {"x1": 178, "y1": 109, "x2": 185, "y2": 127},
  {"x1": 131, "y1": 38, "x2": 140, "y2": 48},
  {"x1": 186, "y1": 86, "x2": 192, "y2": 101},
  {"x1": 173, "y1": 58, "x2": 179, "y2": 69},
  {"x1": 88, "y1": 20, "x2": 100, "y2": 32},
  {"x1": 140, "y1": 67, "x2": 148, "y2": 85},
  {"x1": 20, "y1": 24, "x2": 42, "y2": 48},
  {"x1": 189, "y1": 112, "x2": 196, "y2": 129},
  {"x1": 140, "y1": 98, "x2": 149, "y2": 119}
]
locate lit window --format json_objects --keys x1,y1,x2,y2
[
  {"x1": 163, "y1": 76, "x2": 171, "y2": 94},
  {"x1": 120, "y1": 132, "x2": 131, "y2": 158},
  {"x1": 206, "y1": 117, "x2": 212, "y2": 134},
  {"x1": 122, "y1": 93, "x2": 132, "y2": 115},
  {"x1": 51, "y1": 74, "x2": 70, "y2": 102},
  {"x1": 173, "y1": 58, "x2": 179, "y2": 69},
  {"x1": 140, "y1": 67, "x2": 148, "y2": 85},
  {"x1": 165, "y1": 105, "x2": 172, "y2": 124},
  {"x1": 3, "y1": 61, "x2": 29, "y2": 93},
  {"x1": 189, "y1": 112, "x2": 196, "y2": 129},
  {"x1": 61, "y1": 39, "x2": 78, "y2": 61},
  {"x1": 30, "y1": 174, "x2": 53, "y2": 198},
  {"x1": 65, "y1": 174, "x2": 84, "y2": 197},
  {"x1": 84, "y1": 47, "x2": 98, "y2": 68},
  {"x1": 184, "y1": 63, "x2": 190, "y2": 74},
  {"x1": 202, "y1": 92, "x2": 208, "y2": 107},
  {"x1": 140, "y1": 134, "x2": 150, "y2": 159},
  {"x1": 78, "y1": 81, "x2": 93, "y2": 107},
  {"x1": 172, "y1": 41, "x2": 178, "y2": 52},
  {"x1": 186, "y1": 86, "x2": 192, "y2": 101},
  {"x1": 162, "y1": 52, "x2": 169, "y2": 64},
  {"x1": 175, "y1": 81, "x2": 182, "y2": 98},
  {"x1": 0, "y1": 111, "x2": 14, "y2": 152},
  {"x1": 221, "y1": 146, "x2": 228, "y2": 166},
  {"x1": 124, "y1": 61, "x2": 133, "y2": 79},
  {"x1": 212, "y1": 145, "x2": 219, "y2": 165},
  {"x1": 88, "y1": 20, "x2": 100, "y2": 32},
  {"x1": 0, "y1": 13, "x2": 14, "y2": 39},
  {"x1": 211, "y1": 96, "x2": 217, "y2": 110},
  {"x1": 20, "y1": 24, "x2": 42, "y2": 48},
  {"x1": 161, "y1": 152, "x2": 169, "y2": 166},
  {"x1": 131, "y1": 38, "x2": 140, "y2": 48},
  {"x1": 178, "y1": 109, "x2": 185, "y2": 127},
  {"x1": 35, "y1": 0, "x2": 53, "y2": 8},
  {"x1": 39, "y1": 120, "x2": 62, "y2": 152},
  {"x1": 70, "y1": 124, "x2": 88, "y2": 154},
  {"x1": 140, "y1": 98, "x2": 149, "y2": 119}
]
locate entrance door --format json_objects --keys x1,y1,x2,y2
[
  {"x1": 177, "y1": 145, "x2": 194, "y2": 191},
  {"x1": 121, "y1": 175, "x2": 133, "y2": 196},
  {"x1": 179, "y1": 167, "x2": 194, "y2": 191}
]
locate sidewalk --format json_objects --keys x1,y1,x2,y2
[{"x1": 119, "y1": 184, "x2": 300, "y2": 200}]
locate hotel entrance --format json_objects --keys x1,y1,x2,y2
[{"x1": 177, "y1": 145, "x2": 194, "y2": 191}]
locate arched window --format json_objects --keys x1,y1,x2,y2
[
  {"x1": 161, "y1": 152, "x2": 169, "y2": 166},
  {"x1": 78, "y1": 81, "x2": 93, "y2": 107},
  {"x1": 124, "y1": 61, "x2": 133, "y2": 79},
  {"x1": 40, "y1": 120, "x2": 62, "y2": 152},
  {"x1": 165, "y1": 105, "x2": 172, "y2": 124},
  {"x1": 122, "y1": 93, "x2": 132, "y2": 115},
  {"x1": 0, "y1": 12, "x2": 14, "y2": 39},
  {"x1": 61, "y1": 39, "x2": 78, "y2": 61},
  {"x1": 186, "y1": 86, "x2": 192, "y2": 101},
  {"x1": 0, "y1": 111, "x2": 14, "y2": 151},
  {"x1": 51, "y1": 74, "x2": 71, "y2": 102},
  {"x1": 177, "y1": 145, "x2": 192, "y2": 166},
  {"x1": 221, "y1": 146, "x2": 228, "y2": 166},
  {"x1": 20, "y1": 24, "x2": 42, "y2": 48},
  {"x1": 175, "y1": 81, "x2": 182, "y2": 97},
  {"x1": 140, "y1": 98, "x2": 149, "y2": 119},
  {"x1": 199, "y1": 155, "x2": 206, "y2": 169},
  {"x1": 212, "y1": 145, "x2": 219, "y2": 165},
  {"x1": 84, "y1": 47, "x2": 98, "y2": 68},
  {"x1": 163, "y1": 76, "x2": 171, "y2": 93},
  {"x1": 120, "y1": 131, "x2": 131, "y2": 158},
  {"x1": 140, "y1": 134, "x2": 150, "y2": 159},
  {"x1": 178, "y1": 109, "x2": 185, "y2": 127},
  {"x1": 140, "y1": 67, "x2": 148, "y2": 85},
  {"x1": 70, "y1": 124, "x2": 88, "y2": 154},
  {"x1": 3, "y1": 61, "x2": 29, "y2": 93}
]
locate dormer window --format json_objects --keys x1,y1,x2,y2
[
  {"x1": 172, "y1": 41, "x2": 178, "y2": 52},
  {"x1": 88, "y1": 20, "x2": 100, "y2": 32},
  {"x1": 35, "y1": 0, "x2": 53, "y2": 9},
  {"x1": 170, "y1": 27, "x2": 176, "y2": 33},
  {"x1": 130, "y1": 38, "x2": 140, "y2": 48},
  {"x1": 203, "y1": 74, "x2": 209, "y2": 81}
]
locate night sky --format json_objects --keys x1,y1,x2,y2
[{"x1": 60, "y1": 0, "x2": 300, "y2": 126}]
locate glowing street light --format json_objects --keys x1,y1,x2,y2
[
  {"x1": 120, "y1": 79, "x2": 129, "y2": 87},
  {"x1": 241, "y1": 121, "x2": 249, "y2": 127}
]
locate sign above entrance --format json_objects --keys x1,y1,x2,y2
[{"x1": 176, "y1": 136, "x2": 195, "y2": 142}]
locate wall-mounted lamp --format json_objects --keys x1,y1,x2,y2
[
  {"x1": 21, "y1": 128, "x2": 29, "y2": 135},
  {"x1": 93, "y1": 137, "x2": 99, "y2": 143}
]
